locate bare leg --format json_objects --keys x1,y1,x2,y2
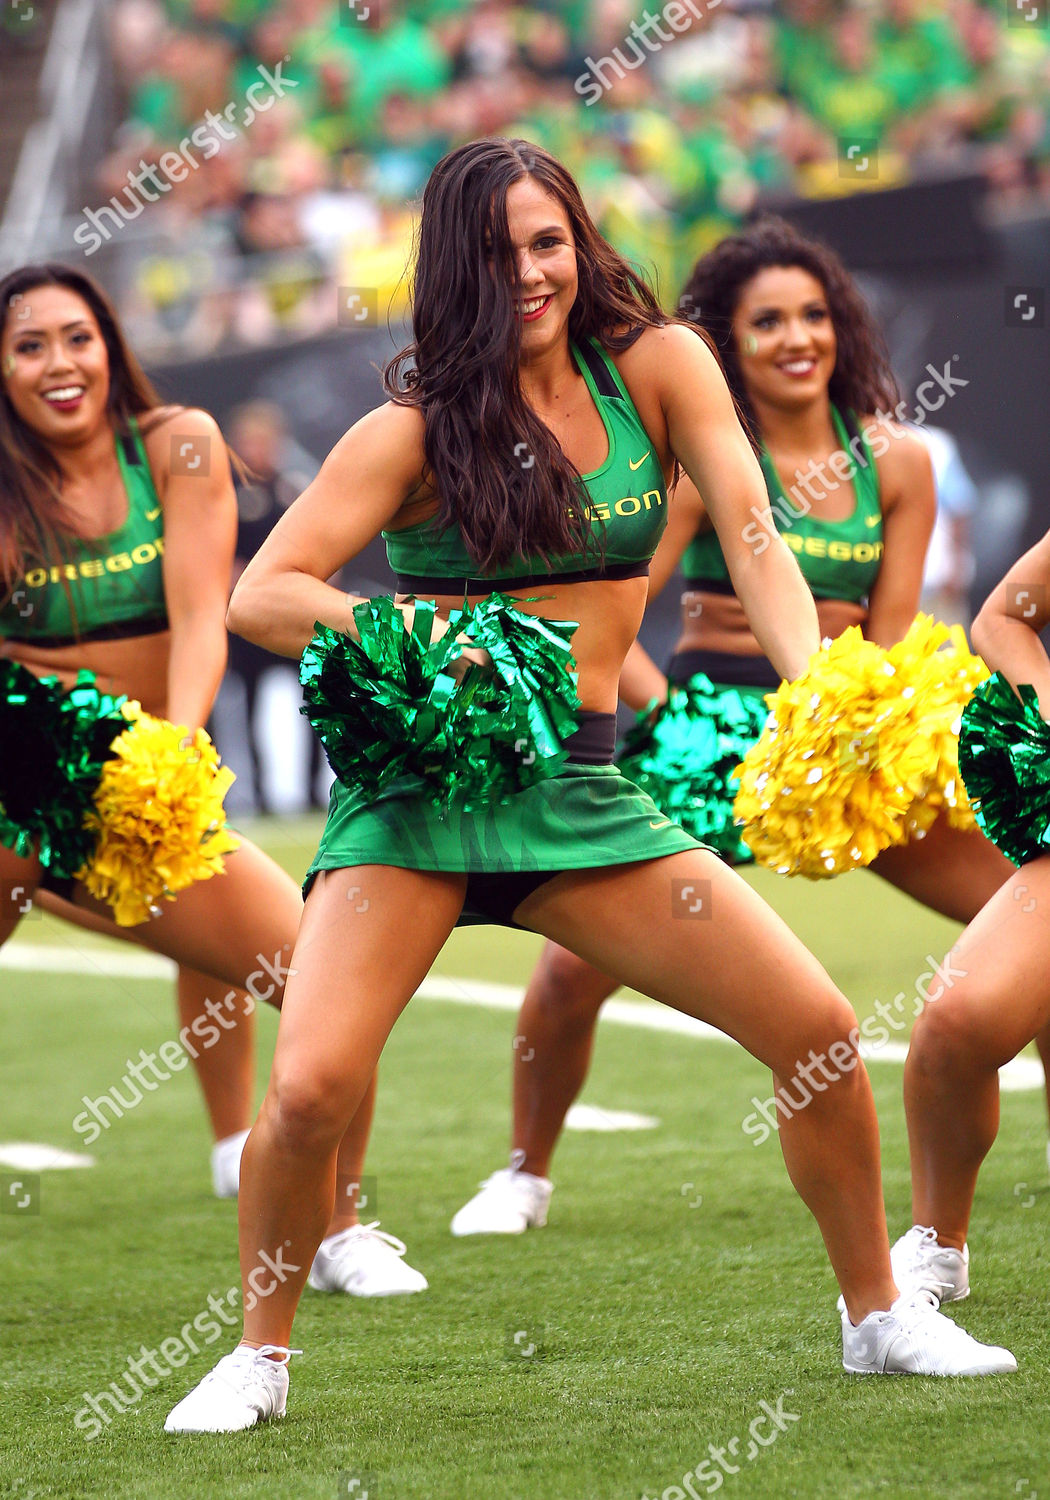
[
  {"x1": 870, "y1": 814, "x2": 1013, "y2": 923},
  {"x1": 4, "y1": 832, "x2": 304, "y2": 1001},
  {"x1": 513, "y1": 943, "x2": 618, "y2": 1177},
  {"x1": 239, "y1": 865, "x2": 466, "y2": 1349},
  {"x1": 30, "y1": 884, "x2": 259, "y2": 1145},
  {"x1": 514, "y1": 818, "x2": 1014, "y2": 1183},
  {"x1": 325, "y1": 1069, "x2": 378, "y2": 1236},
  {"x1": 18, "y1": 842, "x2": 384, "y2": 1226},
  {"x1": 71, "y1": 835, "x2": 305, "y2": 996},
  {"x1": 176, "y1": 971, "x2": 256, "y2": 1143},
  {"x1": 905, "y1": 858, "x2": 1050, "y2": 1247},
  {"x1": 515, "y1": 851, "x2": 897, "y2": 1324}
]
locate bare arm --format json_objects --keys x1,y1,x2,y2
[
  {"x1": 650, "y1": 325, "x2": 820, "y2": 681},
  {"x1": 618, "y1": 639, "x2": 668, "y2": 712},
  {"x1": 646, "y1": 472, "x2": 708, "y2": 601},
  {"x1": 972, "y1": 529, "x2": 1050, "y2": 720},
  {"x1": 614, "y1": 473, "x2": 710, "y2": 711},
  {"x1": 227, "y1": 403, "x2": 426, "y2": 659},
  {"x1": 149, "y1": 409, "x2": 237, "y2": 729},
  {"x1": 864, "y1": 424, "x2": 936, "y2": 649}
]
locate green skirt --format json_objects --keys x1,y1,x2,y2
[{"x1": 304, "y1": 762, "x2": 706, "y2": 926}]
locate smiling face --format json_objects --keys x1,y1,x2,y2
[
  {"x1": 502, "y1": 176, "x2": 578, "y2": 361},
  {"x1": 730, "y1": 264, "x2": 836, "y2": 415},
  {"x1": 0, "y1": 283, "x2": 111, "y2": 444}
]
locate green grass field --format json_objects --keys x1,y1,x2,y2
[{"x1": 2, "y1": 816, "x2": 1048, "y2": 1499}]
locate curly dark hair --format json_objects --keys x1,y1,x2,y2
[
  {"x1": 384, "y1": 137, "x2": 674, "y2": 574},
  {"x1": 677, "y1": 216, "x2": 900, "y2": 435}
]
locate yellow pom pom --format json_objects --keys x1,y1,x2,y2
[
  {"x1": 887, "y1": 619, "x2": 988, "y2": 837},
  {"x1": 732, "y1": 616, "x2": 989, "y2": 879},
  {"x1": 76, "y1": 706, "x2": 239, "y2": 926}
]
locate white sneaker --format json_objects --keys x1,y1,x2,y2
[
  {"x1": 164, "y1": 1344, "x2": 300, "y2": 1433},
  {"x1": 210, "y1": 1128, "x2": 251, "y2": 1199},
  {"x1": 890, "y1": 1224, "x2": 970, "y2": 1302},
  {"x1": 450, "y1": 1155, "x2": 553, "y2": 1237},
  {"x1": 306, "y1": 1223, "x2": 428, "y2": 1296},
  {"x1": 842, "y1": 1290, "x2": 1015, "y2": 1375}
]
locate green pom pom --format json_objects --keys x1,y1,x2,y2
[
  {"x1": 958, "y1": 673, "x2": 1050, "y2": 867},
  {"x1": 300, "y1": 594, "x2": 581, "y2": 812},
  {"x1": 0, "y1": 664, "x2": 128, "y2": 876},
  {"x1": 617, "y1": 675, "x2": 769, "y2": 861}
]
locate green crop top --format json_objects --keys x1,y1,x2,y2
[
  {"x1": 0, "y1": 418, "x2": 169, "y2": 647},
  {"x1": 383, "y1": 337, "x2": 667, "y2": 594},
  {"x1": 681, "y1": 406, "x2": 883, "y2": 605}
]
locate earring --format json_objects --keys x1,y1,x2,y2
[
  {"x1": 741, "y1": 333, "x2": 759, "y2": 356},
  {"x1": 1, "y1": 354, "x2": 14, "y2": 377}
]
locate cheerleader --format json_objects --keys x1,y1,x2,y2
[
  {"x1": 450, "y1": 216, "x2": 1016, "y2": 1239},
  {"x1": 166, "y1": 141, "x2": 1012, "y2": 1433},
  {"x1": 894, "y1": 529, "x2": 1050, "y2": 1301},
  {"x1": 0, "y1": 264, "x2": 422, "y2": 1293}
]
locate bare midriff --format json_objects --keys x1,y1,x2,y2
[
  {"x1": 676, "y1": 589, "x2": 867, "y2": 659},
  {"x1": 0, "y1": 630, "x2": 172, "y2": 716},
  {"x1": 396, "y1": 575, "x2": 648, "y2": 715}
]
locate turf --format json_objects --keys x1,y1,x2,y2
[{"x1": 2, "y1": 816, "x2": 1047, "y2": 1499}]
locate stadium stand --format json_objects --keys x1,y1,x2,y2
[{"x1": 2, "y1": 0, "x2": 1042, "y2": 357}]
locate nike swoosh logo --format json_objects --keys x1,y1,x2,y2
[
  {"x1": 145, "y1": 506, "x2": 162, "y2": 521},
  {"x1": 628, "y1": 452, "x2": 651, "y2": 471},
  {"x1": 649, "y1": 818, "x2": 673, "y2": 830},
  {"x1": 865, "y1": 513, "x2": 881, "y2": 528}
]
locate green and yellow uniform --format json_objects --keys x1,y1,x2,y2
[
  {"x1": 683, "y1": 404, "x2": 882, "y2": 615},
  {"x1": 0, "y1": 418, "x2": 167, "y2": 647},
  {"x1": 304, "y1": 338, "x2": 705, "y2": 925},
  {"x1": 0, "y1": 418, "x2": 170, "y2": 901}
]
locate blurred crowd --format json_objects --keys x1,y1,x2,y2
[{"x1": 93, "y1": 0, "x2": 1050, "y2": 354}]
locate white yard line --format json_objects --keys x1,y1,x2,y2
[{"x1": 2, "y1": 942, "x2": 1042, "y2": 1090}]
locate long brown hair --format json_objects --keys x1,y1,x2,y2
[
  {"x1": 384, "y1": 137, "x2": 673, "y2": 573},
  {"x1": 0, "y1": 263, "x2": 164, "y2": 593}
]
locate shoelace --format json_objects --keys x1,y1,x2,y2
[
  {"x1": 226, "y1": 1343, "x2": 303, "y2": 1366},
  {"x1": 476, "y1": 1154, "x2": 545, "y2": 1195},
  {"x1": 251, "y1": 1343, "x2": 303, "y2": 1364},
  {"x1": 903, "y1": 1225, "x2": 940, "y2": 1271},
  {"x1": 200, "y1": 1344, "x2": 303, "y2": 1398},
  {"x1": 892, "y1": 1288, "x2": 942, "y2": 1322},
  {"x1": 320, "y1": 1222, "x2": 407, "y2": 1259},
  {"x1": 470, "y1": 1168, "x2": 514, "y2": 1195}
]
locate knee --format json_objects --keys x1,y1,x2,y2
[
  {"x1": 266, "y1": 1070, "x2": 354, "y2": 1153},
  {"x1": 531, "y1": 943, "x2": 611, "y2": 1024},
  {"x1": 798, "y1": 991, "x2": 861, "y2": 1067},
  {"x1": 910, "y1": 993, "x2": 1004, "y2": 1078}
]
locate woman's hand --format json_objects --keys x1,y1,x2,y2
[
  {"x1": 426, "y1": 608, "x2": 493, "y2": 680},
  {"x1": 383, "y1": 596, "x2": 493, "y2": 682},
  {"x1": 447, "y1": 641, "x2": 493, "y2": 683}
]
